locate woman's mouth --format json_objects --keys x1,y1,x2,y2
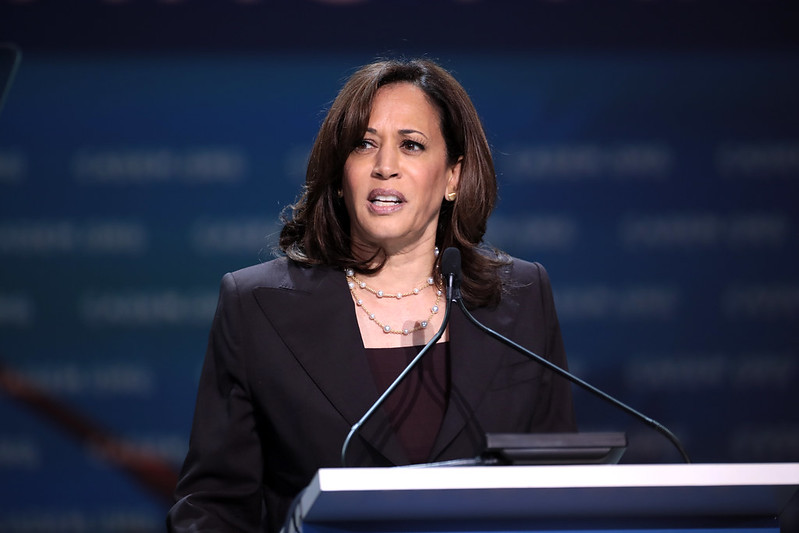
[
  {"x1": 371, "y1": 194, "x2": 402, "y2": 206},
  {"x1": 368, "y1": 190, "x2": 406, "y2": 212}
]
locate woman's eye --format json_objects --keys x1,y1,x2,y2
[
  {"x1": 402, "y1": 140, "x2": 425, "y2": 152},
  {"x1": 354, "y1": 139, "x2": 375, "y2": 152}
]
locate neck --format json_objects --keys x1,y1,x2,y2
[{"x1": 354, "y1": 242, "x2": 438, "y2": 292}]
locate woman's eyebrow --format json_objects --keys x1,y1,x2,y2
[{"x1": 365, "y1": 127, "x2": 428, "y2": 139}]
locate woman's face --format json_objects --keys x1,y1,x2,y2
[{"x1": 342, "y1": 82, "x2": 461, "y2": 256}]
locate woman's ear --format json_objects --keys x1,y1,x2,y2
[{"x1": 445, "y1": 156, "x2": 463, "y2": 201}]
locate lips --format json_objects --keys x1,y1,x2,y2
[
  {"x1": 368, "y1": 189, "x2": 406, "y2": 211},
  {"x1": 371, "y1": 194, "x2": 401, "y2": 206}
]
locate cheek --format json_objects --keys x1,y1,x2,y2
[
  {"x1": 342, "y1": 159, "x2": 366, "y2": 192},
  {"x1": 428, "y1": 167, "x2": 451, "y2": 196},
  {"x1": 342, "y1": 160, "x2": 354, "y2": 188},
  {"x1": 341, "y1": 163, "x2": 362, "y2": 217}
]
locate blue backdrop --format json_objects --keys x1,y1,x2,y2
[{"x1": 1, "y1": 2, "x2": 798, "y2": 531}]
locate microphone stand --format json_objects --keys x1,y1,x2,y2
[{"x1": 455, "y1": 298, "x2": 691, "y2": 464}]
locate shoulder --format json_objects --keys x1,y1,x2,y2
[
  {"x1": 222, "y1": 257, "x2": 340, "y2": 294},
  {"x1": 472, "y1": 246, "x2": 546, "y2": 284},
  {"x1": 502, "y1": 256, "x2": 543, "y2": 280},
  {"x1": 493, "y1": 254, "x2": 550, "y2": 288},
  {"x1": 495, "y1": 256, "x2": 556, "y2": 309},
  {"x1": 225, "y1": 256, "x2": 292, "y2": 290}
]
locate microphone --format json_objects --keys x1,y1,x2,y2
[
  {"x1": 339, "y1": 248, "x2": 461, "y2": 467},
  {"x1": 441, "y1": 247, "x2": 461, "y2": 302},
  {"x1": 448, "y1": 253, "x2": 691, "y2": 463}
]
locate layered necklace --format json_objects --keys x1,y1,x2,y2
[{"x1": 346, "y1": 249, "x2": 443, "y2": 336}]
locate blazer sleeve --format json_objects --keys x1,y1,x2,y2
[{"x1": 167, "y1": 273, "x2": 265, "y2": 532}]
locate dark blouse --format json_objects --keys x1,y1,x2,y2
[{"x1": 365, "y1": 342, "x2": 450, "y2": 464}]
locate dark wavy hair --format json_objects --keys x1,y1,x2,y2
[{"x1": 279, "y1": 58, "x2": 507, "y2": 308}]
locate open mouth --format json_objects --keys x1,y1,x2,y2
[
  {"x1": 368, "y1": 190, "x2": 406, "y2": 207},
  {"x1": 370, "y1": 194, "x2": 402, "y2": 206}
]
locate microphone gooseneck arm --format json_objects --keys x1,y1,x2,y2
[
  {"x1": 455, "y1": 298, "x2": 691, "y2": 464},
  {"x1": 339, "y1": 257, "x2": 458, "y2": 468}
]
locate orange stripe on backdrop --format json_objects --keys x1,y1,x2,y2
[{"x1": 0, "y1": 361, "x2": 178, "y2": 504}]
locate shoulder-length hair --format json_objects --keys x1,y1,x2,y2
[{"x1": 279, "y1": 58, "x2": 507, "y2": 308}]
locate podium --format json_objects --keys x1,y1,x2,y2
[{"x1": 289, "y1": 463, "x2": 799, "y2": 533}]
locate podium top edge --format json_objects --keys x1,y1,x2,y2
[{"x1": 310, "y1": 463, "x2": 799, "y2": 493}]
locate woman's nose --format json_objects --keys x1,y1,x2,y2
[{"x1": 372, "y1": 147, "x2": 400, "y2": 179}]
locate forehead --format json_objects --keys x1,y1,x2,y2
[{"x1": 369, "y1": 83, "x2": 442, "y2": 131}]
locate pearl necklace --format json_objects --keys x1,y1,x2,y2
[
  {"x1": 347, "y1": 272, "x2": 437, "y2": 299},
  {"x1": 345, "y1": 263, "x2": 443, "y2": 336}
]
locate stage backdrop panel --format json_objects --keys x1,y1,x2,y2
[{"x1": 1, "y1": 52, "x2": 797, "y2": 531}]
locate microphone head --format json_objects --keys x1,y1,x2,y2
[{"x1": 441, "y1": 247, "x2": 462, "y2": 281}]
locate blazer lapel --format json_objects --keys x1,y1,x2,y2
[
  {"x1": 251, "y1": 263, "x2": 408, "y2": 466},
  {"x1": 430, "y1": 295, "x2": 520, "y2": 462}
]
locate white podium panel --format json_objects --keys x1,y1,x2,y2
[{"x1": 291, "y1": 464, "x2": 799, "y2": 533}]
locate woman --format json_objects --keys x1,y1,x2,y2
[{"x1": 168, "y1": 58, "x2": 576, "y2": 533}]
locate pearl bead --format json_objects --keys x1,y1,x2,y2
[
  {"x1": 356, "y1": 299, "x2": 363, "y2": 306},
  {"x1": 421, "y1": 321, "x2": 428, "y2": 328},
  {"x1": 383, "y1": 325, "x2": 391, "y2": 332},
  {"x1": 402, "y1": 329, "x2": 410, "y2": 335},
  {"x1": 431, "y1": 305, "x2": 439, "y2": 313},
  {"x1": 377, "y1": 290, "x2": 383, "y2": 297}
]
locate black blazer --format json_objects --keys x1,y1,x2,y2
[{"x1": 168, "y1": 257, "x2": 576, "y2": 533}]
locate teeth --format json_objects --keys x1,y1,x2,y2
[{"x1": 372, "y1": 195, "x2": 400, "y2": 204}]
